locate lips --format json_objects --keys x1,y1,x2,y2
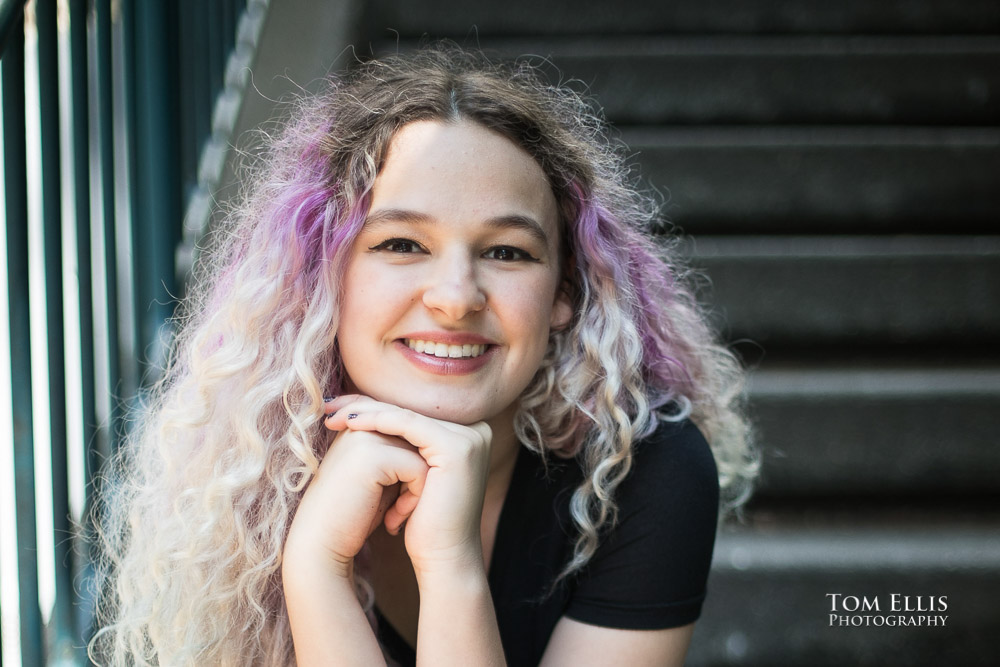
[{"x1": 394, "y1": 333, "x2": 497, "y2": 376}]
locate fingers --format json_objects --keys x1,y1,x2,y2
[
  {"x1": 329, "y1": 430, "x2": 429, "y2": 535},
  {"x1": 367, "y1": 482, "x2": 401, "y2": 536},
  {"x1": 290, "y1": 427, "x2": 430, "y2": 564},
  {"x1": 322, "y1": 399, "x2": 494, "y2": 545},
  {"x1": 331, "y1": 407, "x2": 490, "y2": 459},
  {"x1": 384, "y1": 488, "x2": 421, "y2": 535},
  {"x1": 366, "y1": 440, "x2": 428, "y2": 499},
  {"x1": 317, "y1": 425, "x2": 428, "y2": 498},
  {"x1": 326, "y1": 396, "x2": 487, "y2": 437},
  {"x1": 323, "y1": 393, "x2": 371, "y2": 416},
  {"x1": 324, "y1": 397, "x2": 492, "y2": 451}
]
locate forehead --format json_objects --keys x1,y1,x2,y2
[{"x1": 370, "y1": 119, "x2": 559, "y2": 238}]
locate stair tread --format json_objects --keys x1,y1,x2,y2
[
  {"x1": 372, "y1": 36, "x2": 1000, "y2": 124},
  {"x1": 365, "y1": 0, "x2": 1000, "y2": 35},
  {"x1": 688, "y1": 234, "x2": 1000, "y2": 257},
  {"x1": 379, "y1": 34, "x2": 1000, "y2": 56},
  {"x1": 621, "y1": 129, "x2": 1000, "y2": 230},
  {"x1": 623, "y1": 125, "x2": 1000, "y2": 146},
  {"x1": 684, "y1": 236, "x2": 1000, "y2": 343},
  {"x1": 715, "y1": 521, "x2": 1000, "y2": 571},
  {"x1": 749, "y1": 365, "x2": 1000, "y2": 398}
]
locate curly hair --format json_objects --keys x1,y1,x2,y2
[{"x1": 89, "y1": 45, "x2": 757, "y2": 666}]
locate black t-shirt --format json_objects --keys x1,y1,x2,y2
[{"x1": 375, "y1": 419, "x2": 720, "y2": 666}]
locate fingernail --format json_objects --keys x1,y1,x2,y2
[
  {"x1": 323, "y1": 396, "x2": 336, "y2": 403},
  {"x1": 347, "y1": 413, "x2": 358, "y2": 420}
]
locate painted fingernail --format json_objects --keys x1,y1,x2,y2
[
  {"x1": 347, "y1": 413, "x2": 358, "y2": 420},
  {"x1": 323, "y1": 396, "x2": 336, "y2": 403}
]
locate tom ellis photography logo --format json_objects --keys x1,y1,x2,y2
[{"x1": 826, "y1": 594, "x2": 948, "y2": 627}]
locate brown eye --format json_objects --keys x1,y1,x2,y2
[
  {"x1": 484, "y1": 246, "x2": 536, "y2": 262},
  {"x1": 370, "y1": 238, "x2": 423, "y2": 254}
]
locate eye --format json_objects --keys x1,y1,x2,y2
[
  {"x1": 483, "y1": 246, "x2": 537, "y2": 262},
  {"x1": 369, "y1": 238, "x2": 424, "y2": 254}
]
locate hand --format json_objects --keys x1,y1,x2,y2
[
  {"x1": 284, "y1": 405, "x2": 429, "y2": 578},
  {"x1": 324, "y1": 394, "x2": 493, "y2": 577}
]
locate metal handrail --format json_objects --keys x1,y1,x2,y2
[{"x1": 2, "y1": 1, "x2": 254, "y2": 663}]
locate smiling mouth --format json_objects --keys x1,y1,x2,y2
[{"x1": 404, "y1": 338, "x2": 490, "y2": 359}]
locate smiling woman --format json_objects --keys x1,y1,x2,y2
[{"x1": 88, "y1": 45, "x2": 757, "y2": 667}]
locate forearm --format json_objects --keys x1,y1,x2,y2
[
  {"x1": 415, "y1": 565, "x2": 506, "y2": 667},
  {"x1": 283, "y1": 551, "x2": 385, "y2": 666}
]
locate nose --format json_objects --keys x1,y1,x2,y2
[{"x1": 421, "y1": 253, "x2": 487, "y2": 320}]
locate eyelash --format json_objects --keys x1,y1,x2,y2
[
  {"x1": 369, "y1": 238, "x2": 422, "y2": 254},
  {"x1": 368, "y1": 238, "x2": 539, "y2": 262}
]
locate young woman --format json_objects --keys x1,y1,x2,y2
[{"x1": 91, "y1": 46, "x2": 756, "y2": 666}]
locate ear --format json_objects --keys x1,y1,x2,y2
[{"x1": 549, "y1": 280, "x2": 574, "y2": 332}]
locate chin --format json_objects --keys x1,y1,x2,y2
[
  {"x1": 351, "y1": 375, "x2": 518, "y2": 426},
  {"x1": 404, "y1": 399, "x2": 493, "y2": 425},
  {"x1": 372, "y1": 390, "x2": 504, "y2": 426}
]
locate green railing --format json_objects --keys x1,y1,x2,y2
[{"x1": 1, "y1": 1, "x2": 254, "y2": 664}]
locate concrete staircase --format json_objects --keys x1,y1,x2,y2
[{"x1": 352, "y1": 1, "x2": 1000, "y2": 664}]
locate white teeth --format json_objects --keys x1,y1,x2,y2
[{"x1": 405, "y1": 339, "x2": 487, "y2": 359}]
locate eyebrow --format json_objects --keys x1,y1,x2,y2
[{"x1": 363, "y1": 208, "x2": 551, "y2": 246}]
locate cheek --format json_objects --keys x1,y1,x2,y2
[
  {"x1": 337, "y1": 267, "x2": 383, "y2": 356},
  {"x1": 502, "y1": 281, "x2": 559, "y2": 346},
  {"x1": 340, "y1": 263, "x2": 399, "y2": 325}
]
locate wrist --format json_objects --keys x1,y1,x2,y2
[
  {"x1": 412, "y1": 550, "x2": 487, "y2": 589},
  {"x1": 414, "y1": 558, "x2": 505, "y2": 667},
  {"x1": 283, "y1": 532, "x2": 355, "y2": 582}
]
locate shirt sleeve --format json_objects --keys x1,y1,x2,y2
[{"x1": 563, "y1": 420, "x2": 720, "y2": 630}]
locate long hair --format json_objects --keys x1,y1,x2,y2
[{"x1": 89, "y1": 45, "x2": 757, "y2": 666}]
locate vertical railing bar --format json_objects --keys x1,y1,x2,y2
[
  {"x1": 69, "y1": 0, "x2": 95, "y2": 493},
  {"x1": 208, "y1": 1, "x2": 222, "y2": 103},
  {"x1": 69, "y1": 0, "x2": 95, "y2": 496},
  {"x1": 222, "y1": 0, "x2": 235, "y2": 66},
  {"x1": 3, "y1": 14, "x2": 45, "y2": 666},
  {"x1": 129, "y1": 0, "x2": 178, "y2": 389},
  {"x1": 197, "y1": 0, "x2": 212, "y2": 196},
  {"x1": 36, "y1": 0, "x2": 76, "y2": 659},
  {"x1": 68, "y1": 0, "x2": 96, "y2": 655},
  {"x1": 121, "y1": 0, "x2": 146, "y2": 390},
  {"x1": 0, "y1": 0, "x2": 26, "y2": 55},
  {"x1": 113, "y1": 0, "x2": 137, "y2": 417},
  {"x1": 178, "y1": 0, "x2": 201, "y2": 204},
  {"x1": 95, "y1": 0, "x2": 121, "y2": 455}
]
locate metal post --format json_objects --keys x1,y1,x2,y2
[
  {"x1": 69, "y1": 0, "x2": 96, "y2": 495},
  {"x1": 3, "y1": 11, "x2": 45, "y2": 666},
  {"x1": 35, "y1": 0, "x2": 76, "y2": 659},
  {"x1": 96, "y1": 0, "x2": 122, "y2": 454},
  {"x1": 0, "y1": 0, "x2": 25, "y2": 55},
  {"x1": 69, "y1": 0, "x2": 96, "y2": 655},
  {"x1": 127, "y1": 0, "x2": 180, "y2": 387}
]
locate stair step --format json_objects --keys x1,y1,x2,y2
[
  {"x1": 374, "y1": 36, "x2": 1000, "y2": 125},
  {"x1": 687, "y1": 236, "x2": 1000, "y2": 344},
  {"x1": 690, "y1": 519, "x2": 1000, "y2": 666},
  {"x1": 746, "y1": 363, "x2": 1000, "y2": 496},
  {"x1": 688, "y1": 235, "x2": 1000, "y2": 343},
  {"x1": 365, "y1": 0, "x2": 1000, "y2": 35},
  {"x1": 624, "y1": 127, "x2": 1000, "y2": 232}
]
